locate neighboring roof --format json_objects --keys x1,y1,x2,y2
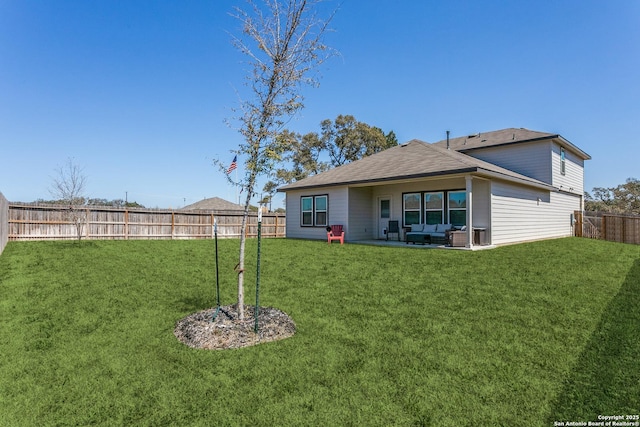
[
  {"x1": 432, "y1": 127, "x2": 591, "y2": 160},
  {"x1": 182, "y1": 197, "x2": 244, "y2": 211},
  {"x1": 278, "y1": 140, "x2": 555, "y2": 192}
]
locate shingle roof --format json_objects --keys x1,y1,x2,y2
[
  {"x1": 432, "y1": 127, "x2": 591, "y2": 160},
  {"x1": 278, "y1": 139, "x2": 555, "y2": 192},
  {"x1": 182, "y1": 197, "x2": 244, "y2": 211}
]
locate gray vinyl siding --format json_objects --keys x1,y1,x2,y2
[
  {"x1": 552, "y1": 143, "x2": 584, "y2": 195},
  {"x1": 348, "y1": 187, "x2": 374, "y2": 240},
  {"x1": 471, "y1": 178, "x2": 492, "y2": 243},
  {"x1": 284, "y1": 187, "x2": 348, "y2": 240},
  {"x1": 328, "y1": 188, "x2": 348, "y2": 232},
  {"x1": 490, "y1": 181, "x2": 580, "y2": 245},
  {"x1": 468, "y1": 140, "x2": 586, "y2": 196},
  {"x1": 465, "y1": 141, "x2": 552, "y2": 184}
]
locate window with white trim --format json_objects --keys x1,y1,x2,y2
[
  {"x1": 424, "y1": 192, "x2": 444, "y2": 224},
  {"x1": 403, "y1": 193, "x2": 421, "y2": 226},
  {"x1": 560, "y1": 147, "x2": 566, "y2": 175},
  {"x1": 314, "y1": 195, "x2": 327, "y2": 226},
  {"x1": 403, "y1": 190, "x2": 470, "y2": 226},
  {"x1": 300, "y1": 195, "x2": 328, "y2": 227},
  {"x1": 448, "y1": 191, "x2": 467, "y2": 226}
]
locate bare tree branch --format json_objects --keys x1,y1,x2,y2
[
  {"x1": 228, "y1": 0, "x2": 336, "y2": 319},
  {"x1": 49, "y1": 158, "x2": 88, "y2": 240}
]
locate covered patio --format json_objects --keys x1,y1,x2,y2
[{"x1": 349, "y1": 239, "x2": 496, "y2": 251}]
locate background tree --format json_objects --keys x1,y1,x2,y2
[
  {"x1": 268, "y1": 129, "x2": 328, "y2": 182},
  {"x1": 87, "y1": 198, "x2": 145, "y2": 208},
  {"x1": 612, "y1": 178, "x2": 640, "y2": 214},
  {"x1": 585, "y1": 177, "x2": 640, "y2": 214},
  {"x1": 49, "y1": 158, "x2": 88, "y2": 241},
  {"x1": 321, "y1": 114, "x2": 396, "y2": 166},
  {"x1": 585, "y1": 187, "x2": 615, "y2": 212},
  {"x1": 228, "y1": 0, "x2": 335, "y2": 320},
  {"x1": 385, "y1": 129, "x2": 398, "y2": 148},
  {"x1": 35, "y1": 198, "x2": 144, "y2": 208},
  {"x1": 263, "y1": 114, "x2": 397, "y2": 194}
]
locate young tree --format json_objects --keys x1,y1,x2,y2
[
  {"x1": 50, "y1": 158, "x2": 88, "y2": 240},
  {"x1": 229, "y1": 0, "x2": 335, "y2": 320}
]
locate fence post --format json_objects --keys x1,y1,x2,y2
[
  {"x1": 171, "y1": 211, "x2": 175, "y2": 240},
  {"x1": 124, "y1": 209, "x2": 129, "y2": 240},
  {"x1": 0, "y1": 192, "x2": 8, "y2": 255},
  {"x1": 86, "y1": 207, "x2": 90, "y2": 239},
  {"x1": 574, "y1": 211, "x2": 582, "y2": 237}
]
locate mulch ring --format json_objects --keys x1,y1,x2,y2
[{"x1": 174, "y1": 304, "x2": 296, "y2": 350}]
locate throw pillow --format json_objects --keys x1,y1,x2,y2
[{"x1": 423, "y1": 224, "x2": 437, "y2": 233}]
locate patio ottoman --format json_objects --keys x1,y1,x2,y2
[
  {"x1": 449, "y1": 230, "x2": 466, "y2": 247},
  {"x1": 406, "y1": 233, "x2": 431, "y2": 245}
]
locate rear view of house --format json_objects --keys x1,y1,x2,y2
[{"x1": 278, "y1": 128, "x2": 591, "y2": 247}]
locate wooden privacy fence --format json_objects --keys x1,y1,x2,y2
[
  {"x1": 0, "y1": 192, "x2": 8, "y2": 254},
  {"x1": 8, "y1": 204, "x2": 285, "y2": 241},
  {"x1": 574, "y1": 211, "x2": 640, "y2": 245}
]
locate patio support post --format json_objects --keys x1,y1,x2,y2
[{"x1": 466, "y1": 175, "x2": 473, "y2": 248}]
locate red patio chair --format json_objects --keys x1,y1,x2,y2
[{"x1": 327, "y1": 225, "x2": 344, "y2": 245}]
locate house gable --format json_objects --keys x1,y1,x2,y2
[
  {"x1": 432, "y1": 128, "x2": 590, "y2": 161},
  {"x1": 456, "y1": 140, "x2": 553, "y2": 185},
  {"x1": 431, "y1": 128, "x2": 590, "y2": 196}
]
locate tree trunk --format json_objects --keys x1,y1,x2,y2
[
  {"x1": 237, "y1": 228, "x2": 246, "y2": 320},
  {"x1": 236, "y1": 174, "x2": 257, "y2": 320},
  {"x1": 230, "y1": 0, "x2": 335, "y2": 320}
]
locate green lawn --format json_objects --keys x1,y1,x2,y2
[{"x1": 0, "y1": 238, "x2": 638, "y2": 426}]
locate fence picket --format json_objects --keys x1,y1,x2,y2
[
  {"x1": 576, "y1": 210, "x2": 640, "y2": 245},
  {"x1": 8, "y1": 204, "x2": 285, "y2": 241},
  {"x1": 0, "y1": 192, "x2": 8, "y2": 254}
]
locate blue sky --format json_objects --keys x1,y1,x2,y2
[{"x1": 1, "y1": 0, "x2": 638, "y2": 209}]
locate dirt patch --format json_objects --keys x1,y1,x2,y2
[{"x1": 174, "y1": 304, "x2": 296, "y2": 350}]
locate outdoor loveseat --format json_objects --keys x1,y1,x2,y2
[{"x1": 406, "y1": 223, "x2": 453, "y2": 245}]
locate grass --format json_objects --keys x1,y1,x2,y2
[{"x1": 0, "y1": 237, "x2": 638, "y2": 426}]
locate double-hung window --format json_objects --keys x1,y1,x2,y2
[
  {"x1": 448, "y1": 191, "x2": 467, "y2": 226},
  {"x1": 314, "y1": 195, "x2": 327, "y2": 226},
  {"x1": 424, "y1": 192, "x2": 444, "y2": 224},
  {"x1": 403, "y1": 190, "x2": 468, "y2": 226},
  {"x1": 301, "y1": 195, "x2": 328, "y2": 226},
  {"x1": 403, "y1": 193, "x2": 421, "y2": 225}
]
